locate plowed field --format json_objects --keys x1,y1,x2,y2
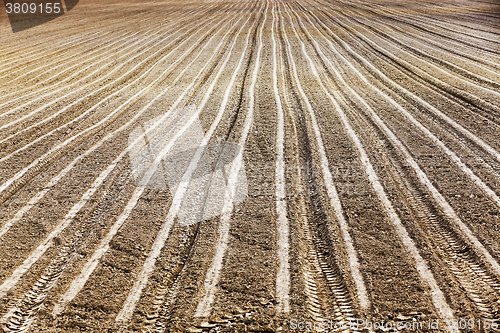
[{"x1": 1, "y1": 0, "x2": 500, "y2": 331}]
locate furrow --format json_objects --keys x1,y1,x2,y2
[
  {"x1": 0, "y1": 9, "x2": 237, "y2": 305},
  {"x1": 134, "y1": 5, "x2": 260, "y2": 330},
  {"x1": 283, "y1": 1, "x2": 457, "y2": 328},
  {"x1": 54, "y1": 10, "x2": 249, "y2": 322},
  {"x1": 0, "y1": 10, "x2": 233, "y2": 207}
]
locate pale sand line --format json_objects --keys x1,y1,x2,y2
[
  {"x1": 281, "y1": 3, "x2": 370, "y2": 312},
  {"x1": 271, "y1": 2, "x2": 290, "y2": 314},
  {"x1": 285, "y1": 5, "x2": 455, "y2": 328},
  {"x1": 114, "y1": 6, "x2": 259, "y2": 323},
  {"x1": 194, "y1": 0, "x2": 268, "y2": 319},
  {"x1": 53, "y1": 10, "x2": 250, "y2": 319},
  {"x1": 0, "y1": 11, "x2": 237, "y2": 302}
]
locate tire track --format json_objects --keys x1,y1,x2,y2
[
  {"x1": 282, "y1": 0, "x2": 370, "y2": 312},
  {"x1": 381, "y1": 144, "x2": 500, "y2": 322},
  {"x1": 2, "y1": 167, "x2": 132, "y2": 333},
  {"x1": 137, "y1": 4, "x2": 262, "y2": 331},
  {"x1": 192, "y1": 1, "x2": 268, "y2": 324},
  {"x1": 283, "y1": 1, "x2": 456, "y2": 328},
  {"x1": 273, "y1": 2, "x2": 367, "y2": 328},
  {"x1": 1, "y1": 1, "x2": 499, "y2": 331},
  {"x1": 297, "y1": 0, "x2": 500, "y2": 319},
  {"x1": 0, "y1": 9, "x2": 238, "y2": 305},
  {"x1": 0, "y1": 9, "x2": 235, "y2": 207},
  {"x1": 50, "y1": 10, "x2": 249, "y2": 322},
  {"x1": 116, "y1": 4, "x2": 260, "y2": 324}
]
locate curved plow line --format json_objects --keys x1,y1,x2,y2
[
  {"x1": 281, "y1": 1, "x2": 370, "y2": 313},
  {"x1": 0, "y1": 36, "x2": 173, "y2": 135},
  {"x1": 0, "y1": 27, "x2": 147, "y2": 111},
  {"x1": 0, "y1": 8, "x2": 225, "y2": 242},
  {"x1": 285, "y1": 3, "x2": 457, "y2": 328},
  {"x1": 0, "y1": 7, "x2": 205, "y2": 111},
  {"x1": 0, "y1": 4, "x2": 230, "y2": 240},
  {"x1": 335, "y1": 12, "x2": 500, "y2": 104},
  {"x1": 114, "y1": 5, "x2": 260, "y2": 323},
  {"x1": 306, "y1": 1, "x2": 500, "y2": 169},
  {"x1": 194, "y1": 1, "x2": 268, "y2": 320},
  {"x1": 271, "y1": 2, "x2": 290, "y2": 315},
  {"x1": 0, "y1": 31, "x2": 120, "y2": 89},
  {"x1": 414, "y1": 9, "x2": 500, "y2": 34},
  {"x1": 0, "y1": 11, "x2": 232, "y2": 200},
  {"x1": 0, "y1": 3, "x2": 224, "y2": 117},
  {"x1": 53, "y1": 9, "x2": 252, "y2": 320},
  {"x1": 298, "y1": 1, "x2": 500, "y2": 274},
  {"x1": 378, "y1": 13, "x2": 500, "y2": 71},
  {"x1": 0, "y1": 7, "x2": 157, "y2": 65},
  {"x1": 353, "y1": 14, "x2": 500, "y2": 88},
  {"x1": 0, "y1": 12, "x2": 238, "y2": 303},
  {"x1": 0, "y1": 30, "x2": 105, "y2": 76},
  {"x1": 0, "y1": 11, "x2": 214, "y2": 146},
  {"x1": 0, "y1": 10, "x2": 214, "y2": 135}
]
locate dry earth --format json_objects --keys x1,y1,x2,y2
[{"x1": 0, "y1": 0, "x2": 500, "y2": 332}]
